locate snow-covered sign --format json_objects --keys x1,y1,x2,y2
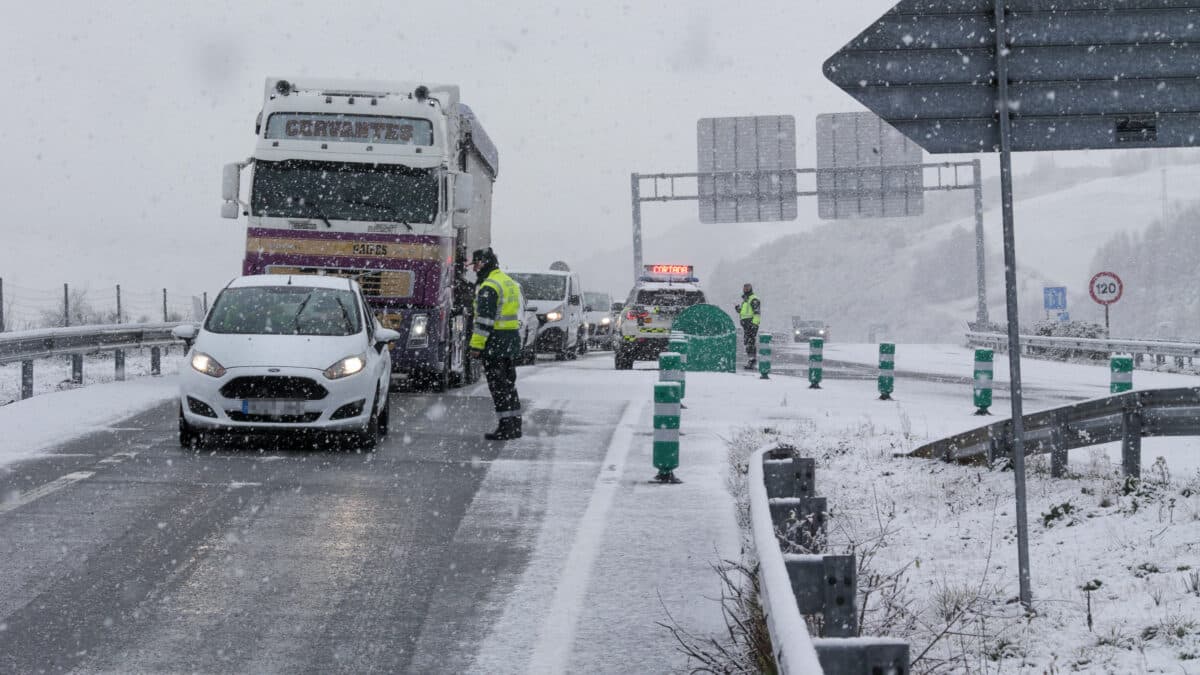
[
  {"x1": 1089, "y1": 271, "x2": 1123, "y2": 306},
  {"x1": 696, "y1": 115, "x2": 797, "y2": 223},
  {"x1": 815, "y1": 111, "x2": 924, "y2": 219},
  {"x1": 1042, "y1": 286, "x2": 1067, "y2": 312},
  {"x1": 823, "y1": 0, "x2": 1200, "y2": 153}
]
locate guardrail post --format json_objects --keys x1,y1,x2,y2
[
  {"x1": 878, "y1": 342, "x2": 895, "y2": 400},
  {"x1": 1121, "y1": 396, "x2": 1142, "y2": 478},
  {"x1": 21, "y1": 360, "x2": 33, "y2": 399},
  {"x1": 114, "y1": 349, "x2": 126, "y2": 381},
  {"x1": 151, "y1": 346, "x2": 162, "y2": 375},
  {"x1": 652, "y1": 381, "x2": 682, "y2": 484},
  {"x1": 973, "y1": 348, "x2": 993, "y2": 414},
  {"x1": 770, "y1": 496, "x2": 828, "y2": 553},
  {"x1": 757, "y1": 333, "x2": 772, "y2": 379},
  {"x1": 658, "y1": 352, "x2": 685, "y2": 400},
  {"x1": 763, "y1": 446, "x2": 815, "y2": 499},
  {"x1": 808, "y1": 337, "x2": 824, "y2": 389},
  {"x1": 1111, "y1": 354, "x2": 1133, "y2": 393},
  {"x1": 1050, "y1": 410, "x2": 1068, "y2": 478},
  {"x1": 786, "y1": 554, "x2": 858, "y2": 637},
  {"x1": 813, "y1": 639, "x2": 910, "y2": 674},
  {"x1": 71, "y1": 354, "x2": 83, "y2": 384}
]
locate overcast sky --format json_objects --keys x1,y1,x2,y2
[{"x1": 2, "y1": 0, "x2": 926, "y2": 293}]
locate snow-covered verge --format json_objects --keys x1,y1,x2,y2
[{"x1": 716, "y1": 355, "x2": 1200, "y2": 673}]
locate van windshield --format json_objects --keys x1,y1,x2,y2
[
  {"x1": 206, "y1": 286, "x2": 362, "y2": 336},
  {"x1": 510, "y1": 273, "x2": 567, "y2": 301},
  {"x1": 583, "y1": 292, "x2": 610, "y2": 309}
]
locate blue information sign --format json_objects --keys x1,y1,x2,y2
[{"x1": 1043, "y1": 287, "x2": 1067, "y2": 311}]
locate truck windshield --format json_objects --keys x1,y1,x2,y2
[
  {"x1": 509, "y1": 273, "x2": 567, "y2": 301},
  {"x1": 251, "y1": 159, "x2": 438, "y2": 224},
  {"x1": 205, "y1": 286, "x2": 363, "y2": 336}
]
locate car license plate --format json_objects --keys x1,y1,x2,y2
[{"x1": 243, "y1": 400, "x2": 306, "y2": 416}]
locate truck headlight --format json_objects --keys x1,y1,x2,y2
[
  {"x1": 324, "y1": 354, "x2": 366, "y2": 380},
  {"x1": 190, "y1": 352, "x2": 226, "y2": 378},
  {"x1": 408, "y1": 314, "x2": 429, "y2": 347},
  {"x1": 545, "y1": 310, "x2": 563, "y2": 322}
]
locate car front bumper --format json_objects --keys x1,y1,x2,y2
[{"x1": 179, "y1": 365, "x2": 379, "y2": 432}]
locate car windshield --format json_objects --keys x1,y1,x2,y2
[
  {"x1": 583, "y1": 292, "x2": 610, "y2": 310},
  {"x1": 205, "y1": 286, "x2": 362, "y2": 336},
  {"x1": 251, "y1": 159, "x2": 438, "y2": 224},
  {"x1": 635, "y1": 289, "x2": 705, "y2": 307},
  {"x1": 794, "y1": 320, "x2": 825, "y2": 329},
  {"x1": 509, "y1": 273, "x2": 567, "y2": 301}
]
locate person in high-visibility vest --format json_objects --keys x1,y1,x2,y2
[
  {"x1": 470, "y1": 247, "x2": 524, "y2": 440},
  {"x1": 735, "y1": 282, "x2": 761, "y2": 369}
]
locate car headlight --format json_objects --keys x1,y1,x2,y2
[
  {"x1": 324, "y1": 354, "x2": 366, "y2": 379},
  {"x1": 190, "y1": 352, "x2": 226, "y2": 378},
  {"x1": 545, "y1": 310, "x2": 563, "y2": 322},
  {"x1": 794, "y1": 330, "x2": 801, "y2": 335},
  {"x1": 600, "y1": 316, "x2": 611, "y2": 325}
]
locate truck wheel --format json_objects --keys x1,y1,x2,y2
[{"x1": 615, "y1": 346, "x2": 634, "y2": 370}]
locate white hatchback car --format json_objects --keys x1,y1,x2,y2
[{"x1": 172, "y1": 275, "x2": 399, "y2": 449}]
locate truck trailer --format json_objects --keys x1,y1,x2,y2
[{"x1": 221, "y1": 77, "x2": 498, "y2": 389}]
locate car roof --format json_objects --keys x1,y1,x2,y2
[
  {"x1": 507, "y1": 269, "x2": 572, "y2": 278},
  {"x1": 225, "y1": 274, "x2": 357, "y2": 291}
]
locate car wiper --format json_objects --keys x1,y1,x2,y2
[
  {"x1": 291, "y1": 291, "x2": 314, "y2": 333},
  {"x1": 287, "y1": 196, "x2": 333, "y2": 228},
  {"x1": 339, "y1": 198, "x2": 413, "y2": 230},
  {"x1": 334, "y1": 296, "x2": 355, "y2": 333}
]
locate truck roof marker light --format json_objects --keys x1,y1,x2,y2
[
  {"x1": 414, "y1": 85, "x2": 429, "y2": 102},
  {"x1": 348, "y1": 97, "x2": 355, "y2": 105},
  {"x1": 326, "y1": 96, "x2": 332, "y2": 104},
  {"x1": 371, "y1": 98, "x2": 377, "y2": 106},
  {"x1": 275, "y1": 80, "x2": 292, "y2": 96}
]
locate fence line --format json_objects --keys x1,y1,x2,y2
[{"x1": 0, "y1": 278, "x2": 205, "y2": 332}]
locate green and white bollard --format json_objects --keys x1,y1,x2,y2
[
  {"x1": 878, "y1": 342, "x2": 895, "y2": 400},
  {"x1": 668, "y1": 333, "x2": 689, "y2": 370},
  {"x1": 1111, "y1": 354, "x2": 1133, "y2": 393},
  {"x1": 808, "y1": 337, "x2": 824, "y2": 389},
  {"x1": 758, "y1": 333, "x2": 772, "y2": 379},
  {"x1": 659, "y1": 352, "x2": 685, "y2": 400},
  {"x1": 973, "y1": 348, "x2": 993, "y2": 415},
  {"x1": 653, "y1": 381, "x2": 682, "y2": 483}
]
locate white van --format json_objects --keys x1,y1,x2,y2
[{"x1": 508, "y1": 262, "x2": 587, "y2": 360}]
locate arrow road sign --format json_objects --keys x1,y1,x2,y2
[
  {"x1": 824, "y1": 0, "x2": 1200, "y2": 154},
  {"x1": 1043, "y1": 286, "x2": 1066, "y2": 311}
]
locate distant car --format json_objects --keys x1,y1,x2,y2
[
  {"x1": 582, "y1": 291, "x2": 616, "y2": 350},
  {"x1": 509, "y1": 264, "x2": 587, "y2": 360},
  {"x1": 793, "y1": 319, "x2": 830, "y2": 343},
  {"x1": 615, "y1": 280, "x2": 707, "y2": 369},
  {"x1": 172, "y1": 275, "x2": 400, "y2": 449},
  {"x1": 518, "y1": 302, "x2": 539, "y2": 366}
]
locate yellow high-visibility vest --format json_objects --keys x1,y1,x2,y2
[{"x1": 739, "y1": 294, "x2": 761, "y2": 326}]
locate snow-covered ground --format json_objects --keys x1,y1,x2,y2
[{"x1": 2, "y1": 346, "x2": 1199, "y2": 672}]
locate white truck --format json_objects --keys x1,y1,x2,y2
[{"x1": 221, "y1": 77, "x2": 498, "y2": 390}]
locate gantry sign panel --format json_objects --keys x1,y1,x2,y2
[
  {"x1": 697, "y1": 115, "x2": 798, "y2": 223},
  {"x1": 816, "y1": 111, "x2": 925, "y2": 219}
]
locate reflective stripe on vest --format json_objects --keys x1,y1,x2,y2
[{"x1": 739, "y1": 294, "x2": 761, "y2": 325}]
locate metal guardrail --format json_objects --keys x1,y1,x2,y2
[
  {"x1": 966, "y1": 331, "x2": 1200, "y2": 364},
  {"x1": 749, "y1": 443, "x2": 909, "y2": 674},
  {"x1": 910, "y1": 387, "x2": 1200, "y2": 478},
  {"x1": 0, "y1": 322, "x2": 188, "y2": 399}
]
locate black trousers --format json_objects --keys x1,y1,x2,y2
[
  {"x1": 741, "y1": 320, "x2": 759, "y2": 358},
  {"x1": 483, "y1": 356, "x2": 521, "y2": 417}
]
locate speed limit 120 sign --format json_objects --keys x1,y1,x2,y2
[{"x1": 1089, "y1": 271, "x2": 1123, "y2": 306}]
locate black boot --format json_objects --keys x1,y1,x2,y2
[{"x1": 485, "y1": 417, "x2": 522, "y2": 440}]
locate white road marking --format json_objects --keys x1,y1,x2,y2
[
  {"x1": 98, "y1": 451, "x2": 140, "y2": 464},
  {"x1": 526, "y1": 396, "x2": 644, "y2": 674},
  {"x1": 0, "y1": 471, "x2": 96, "y2": 515}
]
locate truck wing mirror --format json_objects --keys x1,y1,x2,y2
[
  {"x1": 220, "y1": 202, "x2": 240, "y2": 219},
  {"x1": 453, "y1": 173, "x2": 474, "y2": 213},
  {"x1": 611, "y1": 302, "x2": 624, "y2": 312},
  {"x1": 222, "y1": 163, "x2": 242, "y2": 202},
  {"x1": 569, "y1": 294, "x2": 581, "y2": 306}
]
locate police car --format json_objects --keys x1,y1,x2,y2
[{"x1": 614, "y1": 264, "x2": 706, "y2": 370}]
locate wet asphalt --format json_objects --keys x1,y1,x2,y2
[{"x1": 0, "y1": 388, "x2": 605, "y2": 674}]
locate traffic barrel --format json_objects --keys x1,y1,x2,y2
[
  {"x1": 1110, "y1": 354, "x2": 1133, "y2": 393},
  {"x1": 878, "y1": 342, "x2": 895, "y2": 400},
  {"x1": 973, "y1": 348, "x2": 993, "y2": 415},
  {"x1": 659, "y1": 352, "x2": 685, "y2": 400},
  {"x1": 653, "y1": 381, "x2": 682, "y2": 483},
  {"x1": 757, "y1": 333, "x2": 772, "y2": 379},
  {"x1": 808, "y1": 337, "x2": 824, "y2": 389}
]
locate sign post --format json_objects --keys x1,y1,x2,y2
[
  {"x1": 1089, "y1": 271, "x2": 1124, "y2": 337},
  {"x1": 824, "y1": 0, "x2": 1200, "y2": 611}
]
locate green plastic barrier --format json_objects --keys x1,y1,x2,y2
[{"x1": 672, "y1": 304, "x2": 737, "y2": 373}]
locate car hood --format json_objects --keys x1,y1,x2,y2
[
  {"x1": 194, "y1": 332, "x2": 367, "y2": 370},
  {"x1": 528, "y1": 300, "x2": 565, "y2": 315}
]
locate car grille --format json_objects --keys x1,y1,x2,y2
[
  {"x1": 225, "y1": 411, "x2": 323, "y2": 423},
  {"x1": 220, "y1": 376, "x2": 329, "y2": 400}
]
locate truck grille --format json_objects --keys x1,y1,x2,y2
[{"x1": 220, "y1": 376, "x2": 328, "y2": 400}]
